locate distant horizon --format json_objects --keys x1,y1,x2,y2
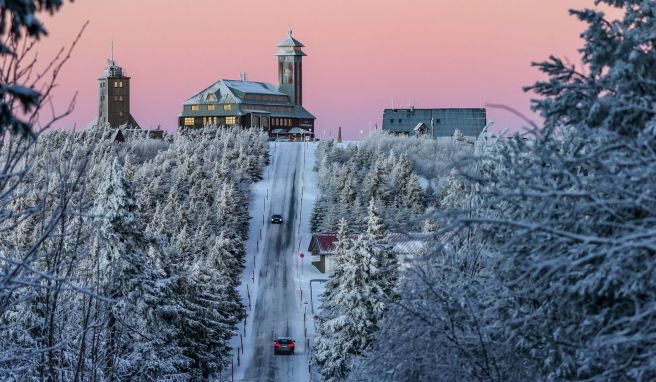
[{"x1": 39, "y1": 0, "x2": 609, "y2": 140}]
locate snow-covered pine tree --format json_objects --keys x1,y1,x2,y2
[
  {"x1": 364, "y1": 158, "x2": 389, "y2": 205},
  {"x1": 91, "y1": 158, "x2": 152, "y2": 380},
  {"x1": 439, "y1": 1, "x2": 656, "y2": 379},
  {"x1": 313, "y1": 201, "x2": 398, "y2": 381},
  {"x1": 364, "y1": 198, "x2": 398, "y2": 300}
]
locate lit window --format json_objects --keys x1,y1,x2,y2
[
  {"x1": 213, "y1": 117, "x2": 218, "y2": 125},
  {"x1": 184, "y1": 117, "x2": 195, "y2": 126},
  {"x1": 119, "y1": 111, "x2": 124, "y2": 117},
  {"x1": 208, "y1": 105, "x2": 216, "y2": 111},
  {"x1": 203, "y1": 117, "x2": 207, "y2": 125},
  {"x1": 119, "y1": 82, "x2": 124, "y2": 88},
  {"x1": 114, "y1": 81, "x2": 119, "y2": 87},
  {"x1": 224, "y1": 104, "x2": 232, "y2": 111},
  {"x1": 191, "y1": 105, "x2": 200, "y2": 111},
  {"x1": 226, "y1": 116, "x2": 236, "y2": 125}
]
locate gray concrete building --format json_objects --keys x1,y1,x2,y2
[
  {"x1": 93, "y1": 51, "x2": 140, "y2": 129},
  {"x1": 178, "y1": 29, "x2": 315, "y2": 139},
  {"x1": 382, "y1": 108, "x2": 486, "y2": 138}
]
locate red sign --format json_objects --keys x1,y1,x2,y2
[{"x1": 300, "y1": 253, "x2": 305, "y2": 258}]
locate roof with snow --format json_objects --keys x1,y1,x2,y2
[
  {"x1": 308, "y1": 232, "x2": 428, "y2": 256},
  {"x1": 99, "y1": 59, "x2": 126, "y2": 79},
  {"x1": 275, "y1": 28, "x2": 306, "y2": 56},
  {"x1": 182, "y1": 79, "x2": 285, "y2": 106}
]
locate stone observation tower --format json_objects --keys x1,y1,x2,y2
[
  {"x1": 276, "y1": 27, "x2": 306, "y2": 106},
  {"x1": 96, "y1": 43, "x2": 140, "y2": 128}
]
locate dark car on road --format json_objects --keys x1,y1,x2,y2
[
  {"x1": 274, "y1": 337, "x2": 295, "y2": 355},
  {"x1": 271, "y1": 214, "x2": 283, "y2": 224}
]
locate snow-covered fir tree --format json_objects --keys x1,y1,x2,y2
[{"x1": 313, "y1": 200, "x2": 398, "y2": 381}]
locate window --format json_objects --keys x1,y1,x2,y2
[
  {"x1": 399, "y1": 119, "x2": 403, "y2": 123},
  {"x1": 208, "y1": 105, "x2": 216, "y2": 111},
  {"x1": 287, "y1": 118, "x2": 292, "y2": 126},
  {"x1": 191, "y1": 105, "x2": 200, "y2": 111},
  {"x1": 184, "y1": 117, "x2": 195, "y2": 126},
  {"x1": 226, "y1": 116, "x2": 236, "y2": 125},
  {"x1": 213, "y1": 117, "x2": 218, "y2": 125},
  {"x1": 114, "y1": 81, "x2": 119, "y2": 88},
  {"x1": 119, "y1": 81, "x2": 124, "y2": 88},
  {"x1": 224, "y1": 104, "x2": 232, "y2": 111},
  {"x1": 391, "y1": 119, "x2": 395, "y2": 123},
  {"x1": 119, "y1": 111, "x2": 124, "y2": 117},
  {"x1": 203, "y1": 117, "x2": 207, "y2": 125}
]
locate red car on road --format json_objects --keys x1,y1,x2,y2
[{"x1": 274, "y1": 337, "x2": 295, "y2": 355}]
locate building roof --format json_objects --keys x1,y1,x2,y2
[
  {"x1": 182, "y1": 79, "x2": 285, "y2": 106},
  {"x1": 288, "y1": 127, "x2": 312, "y2": 135},
  {"x1": 413, "y1": 122, "x2": 428, "y2": 132},
  {"x1": 275, "y1": 28, "x2": 307, "y2": 56},
  {"x1": 309, "y1": 232, "x2": 427, "y2": 256},
  {"x1": 223, "y1": 80, "x2": 286, "y2": 96},
  {"x1": 99, "y1": 59, "x2": 126, "y2": 79},
  {"x1": 277, "y1": 28, "x2": 305, "y2": 48}
]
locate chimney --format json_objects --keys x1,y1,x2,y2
[{"x1": 337, "y1": 126, "x2": 343, "y2": 143}]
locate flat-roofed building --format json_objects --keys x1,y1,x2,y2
[
  {"x1": 178, "y1": 29, "x2": 315, "y2": 139},
  {"x1": 382, "y1": 107, "x2": 486, "y2": 138}
]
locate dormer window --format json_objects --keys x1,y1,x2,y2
[{"x1": 191, "y1": 105, "x2": 200, "y2": 111}]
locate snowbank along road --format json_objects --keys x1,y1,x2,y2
[{"x1": 230, "y1": 142, "x2": 318, "y2": 382}]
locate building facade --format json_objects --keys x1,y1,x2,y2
[
  {"x1": 178, "y1": 29, "x2": 315, "y2": 138},
  {"x1": 382, "y1": 107, "x2": 486, "y2": 138},
  {"x1": 95, "y1": 55, "x2": 140, "y2": 128}
]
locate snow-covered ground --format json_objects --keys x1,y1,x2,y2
[{"x1": 225, "y1": 141, "x2": 325, "y2": 382}]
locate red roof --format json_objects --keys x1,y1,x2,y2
[{"x1": 309, "y1": 232, "x2": 427, "y2": 256}]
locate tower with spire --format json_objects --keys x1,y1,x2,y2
[
  {"x1": 95, "y1": 42, "x2": 140, "y2": 128},
  {"x1": 276, "y1": 27, "x2": 306, "y2": 106}
]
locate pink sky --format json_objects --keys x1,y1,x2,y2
[{"x1": 39, "y1": 0, "x2": 605, "y2": 140}]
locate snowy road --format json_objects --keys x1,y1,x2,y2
[{"x1": 228, "y1": 142, "x2": 321, "y2": 382}]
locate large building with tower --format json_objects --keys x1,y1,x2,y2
[
  {"x1": 178, "y1": 29, "x2": 315, "y2": 139},
  {"x1": 382, "y1": 108, "x2": 486, "y2": 138},
  {"x1": 92, "y1": 51, "x2": 140, "y2": 129}
]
